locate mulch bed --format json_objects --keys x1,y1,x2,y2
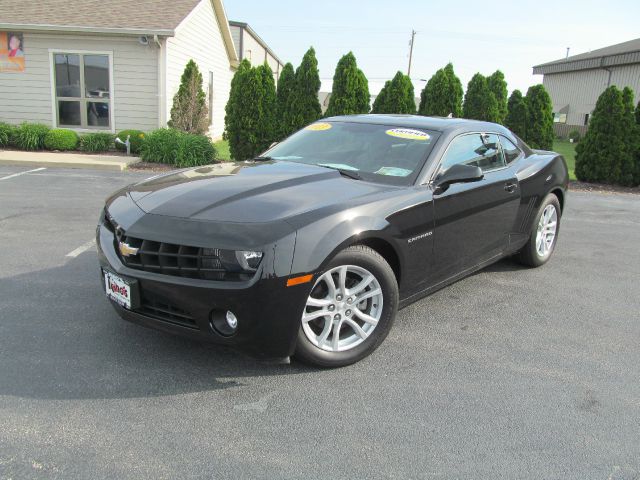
[
  {"x1": 569, "y1": 181, "x2": 640, "y2": 195},
  {"x1": 128, "y1": 162, "x2": 175, "y2": 172}
]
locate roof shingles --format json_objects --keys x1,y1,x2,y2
[{"x1": 0, "y1": 0, "x2": 201, "y2": 32}]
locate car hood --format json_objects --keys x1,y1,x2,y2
[{"x1": 127, "y1": 161, "x2": 397, "y2": 224}]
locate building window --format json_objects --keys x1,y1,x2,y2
[
  {"x1": 52, "y1": 52, "x2": 112, "y2": 129},
  {"x1": 584, "y1": 113, "x2": 590, "y2": 126},
  {"x1": 553, "y1": 112, "x2": 567, "y2": 123}
]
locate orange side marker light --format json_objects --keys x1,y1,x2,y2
[{"x1": 286, "y1": 274, "x2": 313, "y2": 287}]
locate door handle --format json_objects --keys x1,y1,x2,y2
[{"x1": 504, "y1": 182, "x2": 517, "y2": 193}]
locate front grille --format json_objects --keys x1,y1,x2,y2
[
  {"x1": 105, "y1": 213, "x2": 247, "y2": 281},
  {"x1": 137, "y1": 293, "x2": 198, "y2": 330}
]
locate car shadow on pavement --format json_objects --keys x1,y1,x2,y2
[{"x1": 0, "y1": 253, "x2": 315, "y2": 401}]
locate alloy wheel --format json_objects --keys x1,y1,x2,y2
[
  {"x1": 301, "y1": 265, "x2": 384, "y2": 352},
  {"x1": 535, "y1": 204, "x2": 558, "y2": 257}
]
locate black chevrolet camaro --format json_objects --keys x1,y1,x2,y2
[{"x1": 98, "y1": 115, "x2": 568, "y2": 367}]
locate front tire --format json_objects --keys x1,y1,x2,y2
[
  {"x1": 516, "y1": 193, "x2": 561, "y2": 267},
  {"x1": 294, "y1": 245, "x2": 398, "y2": 368}
]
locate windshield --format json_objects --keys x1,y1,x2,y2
[{"x1": 263, "y1": 121, "x2": 440, "y2": 185}]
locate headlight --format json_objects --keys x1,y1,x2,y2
[{"x1": 218, "y1": 249, "x2": 263, "y2": 272}]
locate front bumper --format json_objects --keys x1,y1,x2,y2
[{"x1": 97, "y1": 222, "x2": 309, "y2": 359}]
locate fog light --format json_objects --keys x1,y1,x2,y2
[
  {"x1": 210, "y1": 309, "x2": 238, "y2": 337},
  {"x1": 226, "y1": 311, "x2": 238, "y2": 329}
]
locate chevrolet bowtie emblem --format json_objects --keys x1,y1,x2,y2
[{"x1": 118, "y1": 242, "x2": 139, "y2": 257}]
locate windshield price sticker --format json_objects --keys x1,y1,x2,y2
[
  {"x1": 385, "y1": 128, "x2": 430, "y2": 141},
  {"x1": 305, "y1": 122, "x2": 332, "y2": 131}
]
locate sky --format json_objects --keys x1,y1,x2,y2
[{"x1": 225, "y1": 0, "x2": 640, "y2": 96}]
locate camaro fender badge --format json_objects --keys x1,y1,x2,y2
[
  {"x1": 118, "y1": 242, "x2": 139, "y2": 257},
  {"x1": 407, "y1": 231, "x2": 433, "y2": 244}
]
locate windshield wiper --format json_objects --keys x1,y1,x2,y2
[
  {"x1": 252, "y1": 156, "x2": 273, "y2": 161},
  {"x1": 318, "y1": 165, "x2": 362, "y2": 180}
]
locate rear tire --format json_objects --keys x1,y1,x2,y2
[
  {"x1": 294, "y1": 245, "x2": 398, "y2": 368},
  {"x1": 516, "y1": 193, "x2": 561, "y2": 267}
]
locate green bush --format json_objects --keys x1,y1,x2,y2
[
  {"x1": 568, "y1": 129, "x2": 581, "y2": 143},
  {"x1": 140, "y1": 128, "x2": 181, "y2": 164},
  {"x1": 463, "y1": 73, "x2": 500, "y2": 122},
  {"x1": 175, "y1": 134, "x2": 217, "y2": 167},
  {"x1": 115, "y1": 129, "x2": 145, "y2": 154},
  {"x1": 418, "y1": 63, "x2": 463, "y2": 118},
  {"x1": 80, "y1": 133, "x2": 114, "y2": 152},
  {"x1": 575, "y1": 86, "x2": 637, "y2": 185},
  {"x1": 44, "y1": 129, "x2": 79, "y2": 151},
  {"x1": 141, "y1": 128, "x2": 217, "y2": 167},
  {"x1": 524, "y1": 85, "x2": 554, "y2": 150},
  {"x1": 371, "y1": 71, "x2": 415, "y2": 114},
  {"x1": 13, "y1": 123, "x2": 50, "y2": 150},
  {"x1": 0, "y1": 122, "x2": 17, "y2": 147},
  {"x1": 325, "y1": 52, "x2": 370, "y2": 117}
]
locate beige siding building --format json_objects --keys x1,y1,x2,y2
[
  {"x1": 533, "y1": 38, "x2": 640, "y2": 137},
  {"x1": 229, "y1": 21, "x2": 284, "y2": 82},
  {"x1": 0, "y1": 0, "x2": 241, "y2": 139}
]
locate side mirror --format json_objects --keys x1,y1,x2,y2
[{"x1": 434, "y1": 163, "x2": 484, "y2": 193}]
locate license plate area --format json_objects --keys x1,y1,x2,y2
[{"x1": 103, "y1": 269, "x2": 140, "y2": 310}]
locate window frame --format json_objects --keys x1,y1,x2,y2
[
  {"x1": 431, "y1": 132, "x2": 509, "y2": 182},
  {"x1": 498, "y1": 135, "x2": 523, "y2": 165},
  {"x1": 48, "y1": 49, "x2": 115, "y2": 133}
]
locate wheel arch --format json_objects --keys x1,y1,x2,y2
[
  {"x1": 550, "y1": 187, "x2": 565, "y2": 213},
  {"x1": 355, "y1": 237, "x2": 401, "y2": 286}
]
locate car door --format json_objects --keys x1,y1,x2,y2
[{"x1": 431, "y1": 133, "x2": 521, "y2": 280}]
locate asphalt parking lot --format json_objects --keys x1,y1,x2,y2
[{"x1": 1, "y1": 165, "x2": 639, "y2": 479}]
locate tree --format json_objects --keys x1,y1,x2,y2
[
  {"x1": 224, "y1": 59, "x2": 264, "y2": 160},
  {"x1": 524, "y1": 84, "x2": 554, "y2": 150},
  {"x1": 443, "y1": 63, "x2": 464, "y2": 118},
  {"x1": 288, "y1": 47, "x2": 322, "y2": 132},
  {"x1": 487, "y1": 70, "x2": 508, "y2": 124},
  {"x1": 418, "y1": 67, "x2": 446, "y2": 116},
  {"x1": 505, "y1": 89, "x2": 528, "y2": 139},
  {"x1": 169, "y1": 60, "x2": 208, "y2": 134},
  {"x1": 371, "y1": 71, "x2": 415, "y2": 114},
  {"x1": 636, "y1": 100, "x2": 640, "y2": 126},
  {"x1": 276, "y1": 62, "x2": 296, "y2": 139},
  {"x1": 371, "y1": 80, "x2": 390, "y2": 113},
  {"x1": 575, "y1": 86, "x2": 636, "y2": 185},
  {"x1": 255, "y1": 63, "x2": 278, "y2": 152},
  {"x1": 621, "y1": 87, "x2": 640, "y2": 185},
  {"x1": 418, "y1": 63, "x2": 463, "y2": 117},
  {"x1": 325, "y1": 52, "x2": 370, "y2": 117},
  {"x1": 463, "y1": 73, "x2": 500, "y2": 122}
]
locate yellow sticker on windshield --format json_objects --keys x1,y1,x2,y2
[
  {"x1": 385, "y1": 128, "x2": 430, "y2": 141},
  {"x1": 305, "y1": 122, "x2": 332, "y2": 131}
]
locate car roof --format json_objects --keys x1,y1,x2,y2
[{"x1": 324, "y1": 114, "x2": 511, "y2": 135}]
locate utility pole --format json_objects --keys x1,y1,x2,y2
[{"x1": 407, "y1": 29, "x2": 416, "y2": 76}]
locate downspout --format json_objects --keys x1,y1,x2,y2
[
  {"x1": 600, "y1": 56, "x2": 612, "y2": 87},
  {"x1": 239, "y1": 27, "x2": 244, "y2": 61},
  {"x1": 154, "y1": 34, "x2": 166, "y2": 127}
]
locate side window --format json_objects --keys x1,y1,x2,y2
[
  {"x1": 439, "y1": 133, "x2": 505, "y2": 173},
  {"x1": 499, "y1": 135, "x2": 522, "y2": 164}
]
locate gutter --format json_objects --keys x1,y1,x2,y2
[
  {"x1": 0, "y1": 23, "x2": 174, "y2": 37},
  {"x1": 229, "y1": 20, "x2": 284, "y2": 67}
]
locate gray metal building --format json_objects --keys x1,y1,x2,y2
[{"x1": 533, "y1": 38, "x2": 640, "y2": 137}]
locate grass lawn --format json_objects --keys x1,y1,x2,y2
[
  {"x1": 213, "y1": 139, "x2": 231, "y2": 162},
  {"x1": 553, "y1": 139, "x2": 577, "y2": 180}
]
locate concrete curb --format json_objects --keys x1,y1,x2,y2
[{"x1": 0, "y1": 150, "x2": 140, "y2": 171}]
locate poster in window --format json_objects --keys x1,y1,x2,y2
[{"x1": 0, "y1": 32, "x2": 25, "y2": 73}]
